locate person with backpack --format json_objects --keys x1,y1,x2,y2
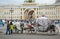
[{"x1": 9, "y1": 22, "x2": 14, "y2": 34}]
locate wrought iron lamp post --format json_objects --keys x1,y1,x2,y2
[{"x1": 10, "y1": 8, "x2": 14, "y2": 21}]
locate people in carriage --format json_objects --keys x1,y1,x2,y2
[{"x1": 28, "y1": 22, "x2": 35, "y2": 32}]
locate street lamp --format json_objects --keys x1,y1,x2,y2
[{"x1": 10, "y1": 8, "x2": 14, "y2": 21}]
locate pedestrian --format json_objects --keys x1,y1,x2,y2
[
  {"x1": 9, "y1": 22, "x2": 14, "y2": 34},
  {"x1": 20, "y1": 22, "x2": 24, "y2": 34},
  {"x1": 6, "y1": 21, "x2": 10, "y2": 35},
  {"x1": 15, "y1": 21, "x2": 20, "y2": 33}
]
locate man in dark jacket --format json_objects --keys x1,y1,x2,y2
[{"x1": 6, "y1": 21, "x2": 10, "y2": 35}]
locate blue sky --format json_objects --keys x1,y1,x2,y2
[{"x1": 0, "y1": 0, "x2": 56, "y2": 4}]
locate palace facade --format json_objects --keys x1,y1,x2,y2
[{"x1": 0, "y1": 0, "x2": 60, "y2": 23}]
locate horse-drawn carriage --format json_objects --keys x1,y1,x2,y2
[
  {"x1": 27, "y1": 16, "x2": 59, "y2": 34},
  {"x1": 15, "y1": 16, "x2": 59, "y2": 35}
]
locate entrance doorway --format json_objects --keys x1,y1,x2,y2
[{"x1": 24, "y1": 9, "x2": 34, "y2": 23}]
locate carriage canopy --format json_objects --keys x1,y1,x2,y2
[{"x1": 36, "y1": 16, "x2": 51, "y2": 27}]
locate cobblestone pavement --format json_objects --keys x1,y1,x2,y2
[{"x1": 0, "y1": 33, "x2": 60, "y2": 39}]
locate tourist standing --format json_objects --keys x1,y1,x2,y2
[
  {"x1": 9, "y1": 22, "x2": 14, "y2": 34},
  {"x1": 6, "y1": 21, "x2": 10, "y2": 35}
]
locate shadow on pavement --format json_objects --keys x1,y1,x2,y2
[{"x1": 23, "y1": 33, "x2": 60, "y2": 36}]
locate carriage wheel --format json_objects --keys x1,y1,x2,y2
[
  {"x1": 49, "y1": 26, "x2": 59, "y2": 35},
  {"x1": 54, "y1": 26, "x2": 59, "y2": 34}
]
